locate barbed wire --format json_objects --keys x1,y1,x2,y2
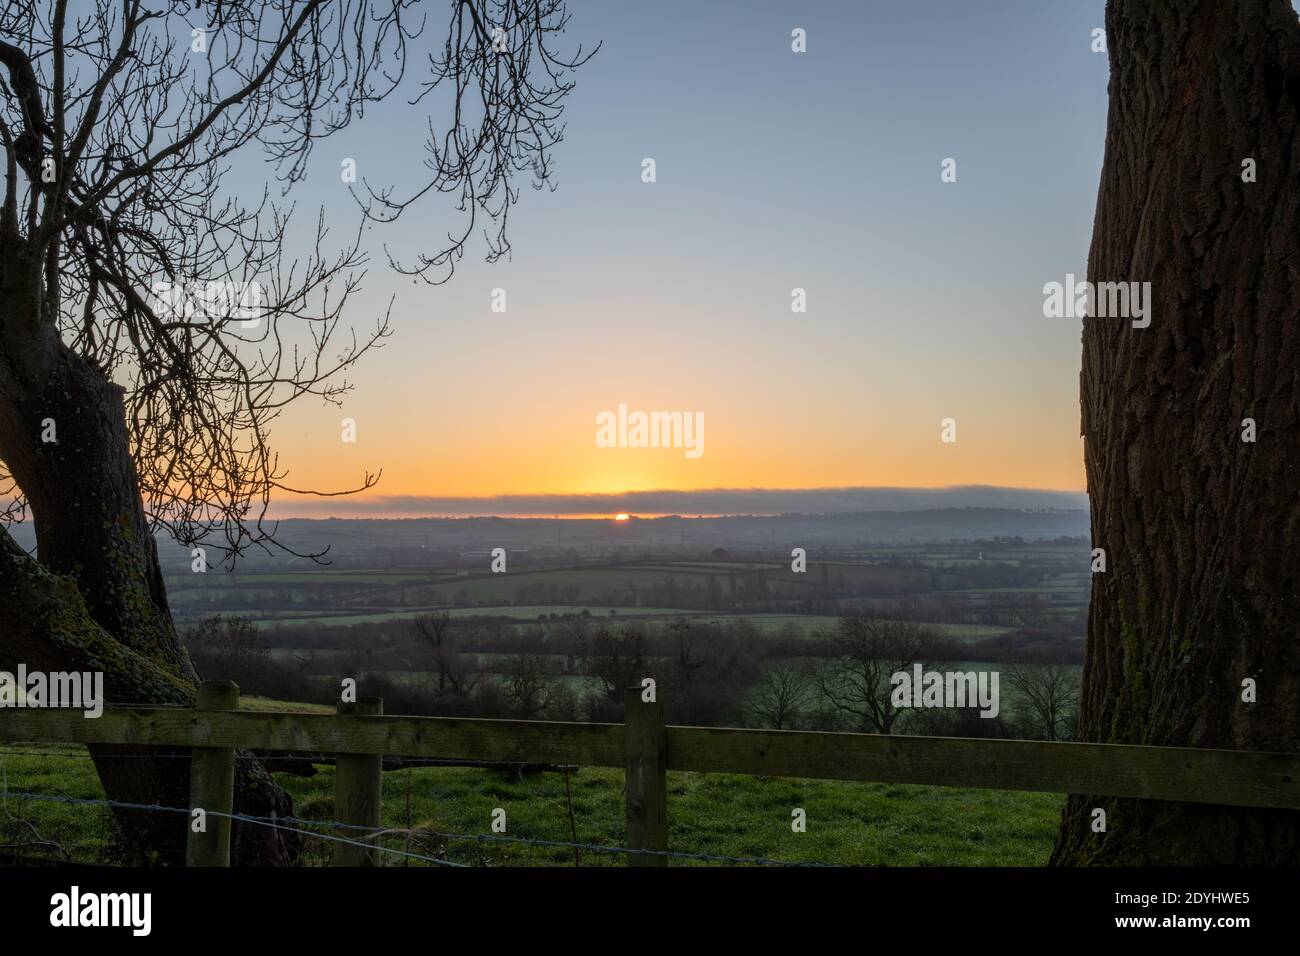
[
  {"x1": 0, "y1": 785, "x2": 468, "y2": 868},
  {"x1": 0, "y1": 745, "x2": 836, "y2": 866},
  {"x1": 375, "y1": 824, "x2": 831, "y2": 866},
  {"x1": 0, "y1": 780, "x2": 832, "y2": 867}
]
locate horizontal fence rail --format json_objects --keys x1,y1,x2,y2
[
  {"x1": 0, "y1": 707, "x2": 628, "y2": 767},
  {"x1": 3, "y1": 682, "x2": 1299, "y2": 866},
  {"x1": 1, "y1": 707, "x2": 1297, "y2": 809}
]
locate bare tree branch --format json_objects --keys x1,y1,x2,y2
[{"x1": 0, "y1": 0, "x2": 595, "y2": 564}]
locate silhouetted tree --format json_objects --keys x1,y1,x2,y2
[
  {"x1": 747, "y1": 661, "x2": 813, "y2": 730},
  {"x1": 1005, "y1": 659, "x2": 1079, "y2": 741},
  {"x1": 0, "y1": 0, "x2": 594, "y2": 864},
  {"x1": 501, "y1": 650, "x2": 556, "y2": 719},
  {"x1": 577, "y1": 624, "x2": 646, "y2": 705},
  {"x1": 413, "y1": 611, "x2": 478, "y2": 697},
  {"x1": 815, "y1": 614, "x2": 941, "y2": 734}
]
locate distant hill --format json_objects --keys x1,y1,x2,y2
[
  {"x1": 242, "y1": 509, "x2": 1088, "y2": 553},
  {"x1": 7, "y1": 506, "x2": 1091, "y2": 570},
  {"x1": 273, "y1": 485, "x2": 1089, "y2": 518}
]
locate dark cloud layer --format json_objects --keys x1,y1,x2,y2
[{"x1": 274, "y1": 485, "x2": 1089, "y2": 517}]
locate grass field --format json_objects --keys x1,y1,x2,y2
[
  {"x1": 264, "y1": 609, "x2": 854, "y2": 632},
  {"x1": 280, "y1": 763, "x2": 1064, "y2": 867},
  {"x1": 168, "y1": 559, "x2": 935, "y2": 604},
  {"x1": 0, "y1": 698, "x2": 1064, "y2": 867},
  {"x1": 250, "y1": 607, "x2": 1019, "y2": 642},
  {"x1": 166, "y1": 555, "x2": 1088, "y2": 652}
]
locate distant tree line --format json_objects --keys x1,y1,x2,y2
[{"x1": 185, "y1": 610, "x2": 1080, "y2": 743}]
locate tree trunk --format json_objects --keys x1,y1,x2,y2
[
  {"x1": 0, "y1": 283, "x2": 297, "y2": 864},
  {"x1": 1054, "y1": 0, "x2": 1300, "y2": 864}
]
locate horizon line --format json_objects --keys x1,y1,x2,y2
[{"x1": 265, "y1": 484, "x2": 1090, "y2": 519}]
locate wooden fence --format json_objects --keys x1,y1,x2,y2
[{"x1": 2, "y1": 680, "x2": 1298, "y2": 866}]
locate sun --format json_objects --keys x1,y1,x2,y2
[{"x1": 613, "y1": 513, "x2": 631, "y2": 522}]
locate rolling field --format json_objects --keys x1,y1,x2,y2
[
  {"x1": 257, "y1": 607, "x2": 848, "y2": 631},
  {"x1": 167, "y1": 559, "x2": 939, "y2": 604},
  {"x1": 165, "y1": 555, "x2": 1089, "y2": 659},
  {"x1": 252, "y1": 607, "x2": 1018, "y2": 640}
]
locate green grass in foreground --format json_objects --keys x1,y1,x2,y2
[
  {"x1": 0, "y1": 696, "x2": 1064, "y2": 866},
  {"x1": 277, "y1": 764, "x2": 1063, "y2": 867}
]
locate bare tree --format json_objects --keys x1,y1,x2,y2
[
  {"x1": 666, "y1": 616, "x2": 706, "y2": 698},
  {"x1": 412, "y1": 610, "x2": 478, "y2": 697},
  {"x1": 501, "y1": 650, "x2": 555, "y2": 720},
  {"x1": 185, "y1": 615, "x2": 269, "y2": 670},
  {"x1": 1005, "y1": 659, "x2": 1079, "y2": 741},
  {"x1": 747, "y1": 661, "x2": 813, "y2": 730},
  {"x1": 815, "y1": 614, "x2": 941, "y2": 734},
  {"x1": 0, "y1": 0, "x2": 594, "y2": 864},
  {"x1": 576, "y1": 624, "x2": 646, "y2": 704}
]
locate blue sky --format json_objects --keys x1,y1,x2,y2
[{"x1": 248, "y1": 0, "x2": 1116, "y2": 515}]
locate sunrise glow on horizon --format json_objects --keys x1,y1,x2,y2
[{"x1": 253, "y1": 1, "x2": 1102, "y2": 516}]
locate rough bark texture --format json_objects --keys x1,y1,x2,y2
[
  {"x1": 1053, "y1": 0, "x2": 1300, "y2": 864},
  {"x1": 0, "y1": 526, "x2": 298, "y2": 864},
  {"x1": 0, "y1": 258, "x2": 297, "y2": 864}
]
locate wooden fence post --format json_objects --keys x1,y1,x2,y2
[
  {"x1": 333, "y1": 697, "x2": 384, "y2": 866},
  {"x1": 186, "y1": 680, "x2": 239, "y2": 867},
  {"x1": 623, "y1": 687, "x2": 667, "y2": 866}
]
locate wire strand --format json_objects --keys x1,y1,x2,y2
[{"x1": 0, "y1": 782, "x2": 830, "y2": 867}]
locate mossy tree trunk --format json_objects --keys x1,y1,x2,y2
[
  {"x1": 1054, "y1": 0, "x2": 1300, "y2": 864},
  {"x1": 0, "y1": 261, "x2": 296, "y2": 865}
]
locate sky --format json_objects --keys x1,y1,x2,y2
[{"x1": 252, "y1": 0, "x2": 1112, "y2": 517}]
